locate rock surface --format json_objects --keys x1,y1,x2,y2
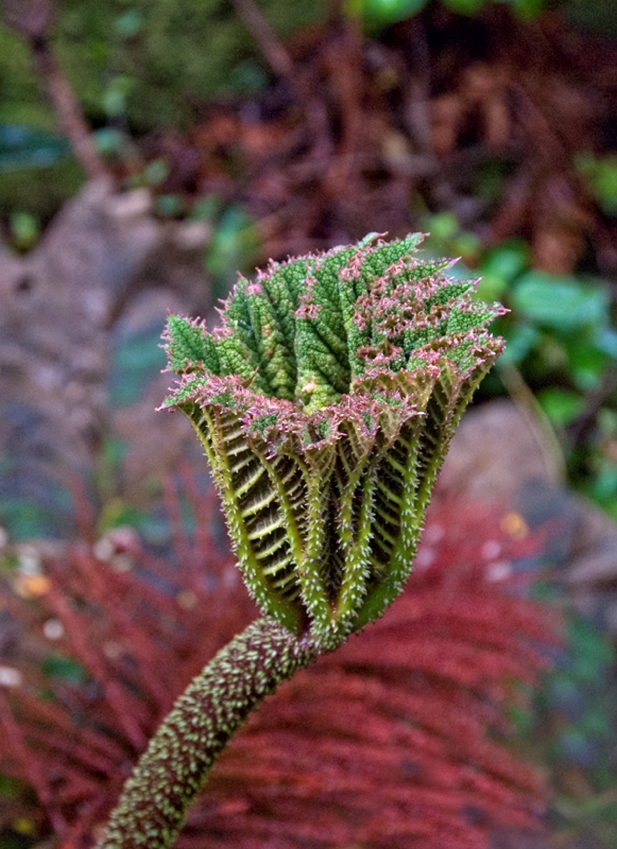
[
  {"x1": 0, "y1": 180, "x2": 211, "y2": 535},
  {"x1": 441, "y1": 399, "x2": 617, "y2": 636}
]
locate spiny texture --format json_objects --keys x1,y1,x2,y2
[
  {"x1": 101, "y1": 618, "x2": 317, "y2": 849},
  {"x1": 0, "y1": 494, "x2": 556, "y2": 849},
  {"x1": 201, "y1": 499, "x2": 557, "y2": 849},
  {"x1": 164, "y1": 233, "x2": 505, "y2": 644}
]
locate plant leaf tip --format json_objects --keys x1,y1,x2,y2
[{"x1": 163, "y1": 233, "x2": 504, "y2": 645}]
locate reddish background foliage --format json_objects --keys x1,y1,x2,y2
[
  {"x1": 0, "y1": 476, "x2": 559, "y2": 848},
  {"x1": 134, "y1": 7, "x2": 617, "y2": 278}
]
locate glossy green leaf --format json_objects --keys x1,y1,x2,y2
[
  {"x1": 346, "y1": 0, "x2": 427, "y2": 25},
  {"x1": 481, "y1": 242, "x2": 529, "y2": 283},
  {"x1": 512, "y1": 272, "x2": 609, "y2": 330},
  {"x1": 499, "y1": 323, "x2": 540, "y2": 365},
  {"x1": 537, "y1": 388, "x2": 584, "y2": 427}
]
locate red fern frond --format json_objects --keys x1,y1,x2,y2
[{"x1": 0, "y1": 489, "x2": 559, "y2": 848}]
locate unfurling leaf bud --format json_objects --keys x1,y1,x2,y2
[{"x1": 163, "y1": 233, "x2": 505, "y2": 648}]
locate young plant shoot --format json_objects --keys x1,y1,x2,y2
[{"x1": 99, "y1": 233, "x2": 505, "y2": 848}]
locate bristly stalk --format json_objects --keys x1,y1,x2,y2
[
  {"x1": 98, "y1": 618, "x2": 317, "y2": 849},
  {"x1": 98, "y1": 233, "x2": 505, "y2": 848}
]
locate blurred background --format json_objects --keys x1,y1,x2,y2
[{"x1": 1, "y1": 0, "x2": 617, "y2": 847}]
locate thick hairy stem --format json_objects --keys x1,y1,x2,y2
[{"x1": 98, "y1": 617, "x2": 318, "y2": 849}]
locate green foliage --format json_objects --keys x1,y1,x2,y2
[
  {"x1": 0, "y1": 28, "x2": 52, "y2": 129},
  {"x1": 0, "y1": 498, "x2": 62, "y2": 542},
  {"x1": 0, "y1": 125, "x2": 70, "y2": 173},
  {"x1": 8, "y1": 211, "x2": 40, "y2": 252},
  {"x1": 345, "y1": 0, "x2": 428, "y2": 26},
  {"x1": 347, "y1": 0, "x2": 547, "y2": 27},
  {"x1": 41, "y1": 654, "x2": 87, "y2": 684},
  {"x1": 505, "y1": 269, "x2": 616, "y2": 395},
  {"x1": 202, "y1": 203, "x2": 260, "y2": 302},
  {"x1": 164, "y1": 316, "x2": 221, "y2": 376},
  {"x1": 493, "y1": 263, "x2": 615, "y2": 395},
  {"x1": 0, "y1": 125, "x2": 82, "y2": 233},
  {"x1": 441, "y1": 0, "x2": 486, "y2": 15},
  {"x1": 511, "y1": 272, "x2": 608, "y2": 332},
  {"x1": 423, "y1": 212, "x2": 617, "y2": 521},
  {"x1": 536, "y1": 388, "x2": 585, "y2": 428},
  {"x1": 346, "y1": 0, "x2": 617, "y2": 36},
  {"x1": 577, "y1": 153, "x2": 617, "y2": 217},
  {"x1": 96, "y1": 496, "x2": 164, "y2": 541},
  {"x1": 0, "y1": 1, "x2": 326, "y2": 134}
]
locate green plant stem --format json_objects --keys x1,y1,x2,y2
[{"x1": 97, "y1": 617, "x2": 318, "y2": 849}]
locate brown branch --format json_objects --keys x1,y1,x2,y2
[
  {"x1": 230, "y1": 0, "x2": 294, "y2": 81},
  {"x1": 30, "y1": 36, "x2": 109, "y2": 180},
  {"x1": 3, "y1": 0, "x2": 109, "y2": 181}
]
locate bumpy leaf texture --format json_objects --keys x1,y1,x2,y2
[
  {"x1": 0, "y1": 484, "x2": 557, "y2": 849},
  {"x1": 163, "y1": 234, "x2": 505, "y2": 644}
]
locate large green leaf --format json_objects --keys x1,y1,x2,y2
[{"x1": 512, "y1": 272, "x2": 609, "y2": 331}]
